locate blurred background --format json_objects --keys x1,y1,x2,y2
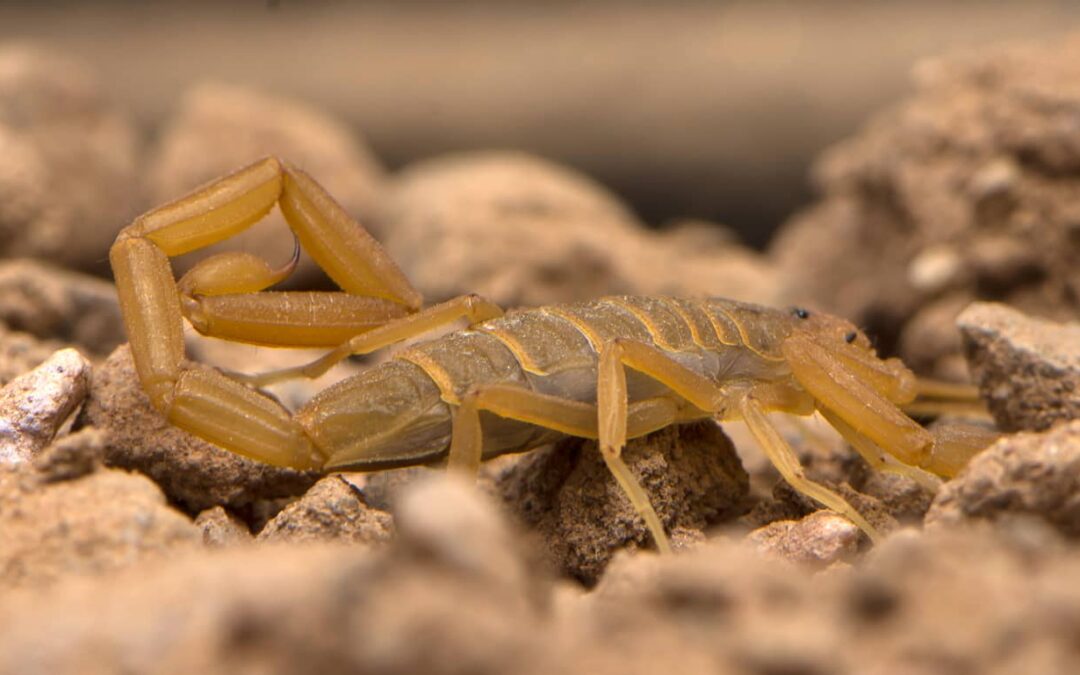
[{"x1": 4, "y1": 0, "x2": 1079, "y2": 246}]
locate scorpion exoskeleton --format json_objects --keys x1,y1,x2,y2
[{"x1": 111, "y1": 157, "x2": 996, "y2": 551}]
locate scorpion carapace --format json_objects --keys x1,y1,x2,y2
[{"x1": 110, "y1": 157, "x2": 996, "y2": 552}]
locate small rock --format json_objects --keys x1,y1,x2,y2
[
  {"x1": 149, "y1": 82, "x2": 386, "y2": 285},
  {"x1": 79, "y1": 345, "x2": 317, "y2": 512},
  {"x1": 0, "y1": 348, "x2": 90, "y2": 467},
  {"x1": 748, "y1": 511, "x2": 862, "y2": 568},
  {"x1": 32, "y1": 427, "x2": 106, "y2": 483},
  {"x1": 194, "y1": 506, "x2": 253, "y2": 547},
  {"x1": 258, "y1": 475, "x2": 392, "y2": 545},
  {"x1": 0, "y1": 468, "x2": 201, "y2": 588},
  {"x1": 497, "y1": 421, "x2": 749, "y2": 584},
  {"x1": 396, "y1": 474, "x2": 529, "y2": 591},
  {"x1": 0, "y1": 44, "x2": 141, "y2": 274},
  {"x1": 0, "y1": 259, "x2": 125, "y2": 354},
  {"x1": 0, "y1": 322, "x2": 66, "y2": 386},
  {"x1": 958, "y1": 302, "x2": 1080, "y2": 431},
  {"x1": 925, "y1": 420, "x2": 1080, "y2": 538}
]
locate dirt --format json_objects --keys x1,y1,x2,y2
[{"x1": 0, "y1": 31, "x2": 1079, "y2": 675}]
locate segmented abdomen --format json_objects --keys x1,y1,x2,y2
[{"x1": 397, "y1": 295, "x2": 786, "y2": 407}]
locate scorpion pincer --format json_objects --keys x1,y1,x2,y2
[{"x1": 110, "y1": 157, "x2": 995, "y2": 552}]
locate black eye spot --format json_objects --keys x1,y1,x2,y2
[
  {"x1": 792, "y1": 307, "x2": 810, "y2": 320},
  {"x1": 845, "y1": 331, "x2": 858, "y2": 344}
]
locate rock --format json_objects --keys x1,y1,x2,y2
[
  {"x1": 0, "y1": 259, "x2": 125, "y2": 354},
  {"x1": 31, "y1": 427, "x2": 106, "y2": 484},
  {"x1": 149, "y1": 82, "x2": 387, "y2": 286},
  {"x1": 925, "y1": 421, "x2": 1080, "y2": 538},
  {"x1": 79, "y1": 345, "x2": 317, "y2": 512},
  {"x1": 0, "y1": 322, "x2": 66, "y2": 386},
  {"x1": 496, "y1": 421, "x2": 749, "y2": 584},
  {"x1": 380, "y1": 151, "x2": 781, "y2": 308},
  {"x1": 771, "y1": 35, "x2": 1080, "y2": 370},
  {"x1": 194, "y1": 506, "x2": 253, "y2": 547},
  {"x1": 0, "y1": 468, "x2": 201, "y2": 588},
  {"x1": 379, "y1": 151, "x2": 643, "y2": 306},
  {"x1": 748, "y1": 511, "x2": 861, "y2": 568},
  {"x1": 0, "y1": 44, "x2": 141, "y2": 274},
  {"x1": 258, "y1": 475, "x2": 392, "y2": 545},
  {"x1": 958, "y1": 302, "x2": 1080, "y2": 432},
  {"x1": 0, "y1": 348, "x2": 91, "y2": 467},
  {"x1": 0, "y1": 479, "x2": 550, "y2": 674}
]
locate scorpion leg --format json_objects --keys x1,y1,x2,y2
[
  {"x1": 240, "y1": 294, "x2": 504, "y2": 386},
  {"x1": 446, "y1": 382, "x2": 679, "y2": 553},
  {"x1": 594, "y1": 339, "x2": 881, "y2": 542},
  {"x1": 781, "y1": 334, "x2": 934, "y2": 469},
  {"x1": 596, "y1": 339, "x2": 725, "y2": 553},
  {"x1": 738, "y1": 395, "x2": 883, "y2": 543}
]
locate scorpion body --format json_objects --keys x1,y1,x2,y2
[
  {"x1": 308, "y1": 296, "x2": 807, "y2": 471},
  {"x1": 111, "y1": 157, "x2": 996, "y2": 552}
]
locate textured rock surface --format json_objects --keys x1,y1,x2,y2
[
  {"x1": 149, "y1": 82, "x2": 386, "y2": 285},
  {"x1": 926, "y1": 421, "x2": 1080, "y2": 537},
  {"x1": 496, "y1": 421, "x2": 749, "y2": 583},
  {"x1": 0, "y1": 322, "x2": 66, "y2": 386},
  {"x1": 380, "y1": 151, "x2": 780, "y2": 308},
  {"x1": 748, "y1": 510, "x2": 861, "y2": 568},
  {"x1": 772, "y1": 35, "x2": 1080, "y2": 373},
  {"x1": 0, "y1": 468, "x2": 200, "y2": 588},
  {"x1": 80, "y1": 345, "x2": 317, "y2": 512},
  {"x1": 958, "y1": 302, "x2": 1080, "y2": 432},
  {"x1": 0, "y1": 348, "x2": 90, "y2": 466},
  {"x1": 194, "y1": 506, "x2": 253, "y2": 547},
  {"x1": 258, "y1": 475, "x2": 393, "y2": 545},
  {"x1": 0, "y1": 259, "x2": 125, "y2": 354},
  {"x1": 0, "y1": 44, "x2": 141, "y2": 274}
]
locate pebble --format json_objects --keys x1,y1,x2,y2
[{"x1": 0, "y1": 348, "x2": 90, "y2": 467}]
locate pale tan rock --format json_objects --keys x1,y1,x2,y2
[
  {"x1": 0, "y1": 468, "x2": 200, "y2": 588},
  {"x1": 258, "y1": 475, "x2": 392, "y2": 545},
  {"x1": 958, "y1": 302, "x2": 1080, "y2": 432},
  {"x1": 748, "y1": 511, "x2": 861, "y2": 568},
  {"x1": 194, "y1": 506, "x2": 253, "y2": 547},
  {"x1": 0, "y1": 348, "x2": 90, "y2": 467}
]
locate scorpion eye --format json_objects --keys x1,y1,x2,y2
[
  {"x1": 844, "y1": 331, "x2": 858, "y2": 344},
  {"x1": 792, "y1": 307, "x2": 810, "y2": 320}
]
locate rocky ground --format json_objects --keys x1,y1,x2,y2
[{"x1": 0, "y1": 35, "x2": 1079, "y2": 675}]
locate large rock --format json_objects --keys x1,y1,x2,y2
[
  {"x1": 772, "y1": 34, "x2": 1080, "y2": 375},
  {"x1": 0, "y1": 44, "x2": 141, "y2": 274},
  {"x1": 958, "y1": 302, "x2": 1080, "y2": 432}
]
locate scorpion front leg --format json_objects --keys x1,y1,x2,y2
[{"x1": 781, "y1": 335, "x2": 996, "y2": 479}]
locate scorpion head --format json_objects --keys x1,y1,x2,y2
[
  {"x1": 787, "y1": 306, "x2": 915, "y2": 405},
  {"x1": 789, "y1": 306, "x2": 872, "y2": 351}
]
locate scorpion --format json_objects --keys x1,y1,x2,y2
[{"x1": 111, "y1": 156, "x2": 996, "y2": 552}]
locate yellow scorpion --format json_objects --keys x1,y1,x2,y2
[{"x1": 111, "y1": 157, "x2": 993, "y2": 551}]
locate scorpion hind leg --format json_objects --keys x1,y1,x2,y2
[{"x1": 447, "y1": 382, "x2": 679, "y2": 554}]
